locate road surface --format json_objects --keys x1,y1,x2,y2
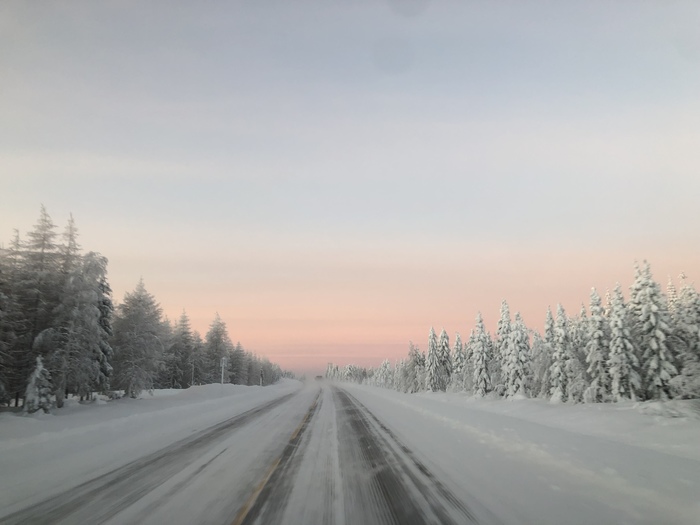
[{"x1": 0, "y1": 382, "x2": 697, "y2": 524}]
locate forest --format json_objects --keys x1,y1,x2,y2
[
  {"x1": 0, "y1": 206, "x2": 291, "y2": 413},
  {"x1": 327, "y1": 262, "x2": 700, "y2": 403}
]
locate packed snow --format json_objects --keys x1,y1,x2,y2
[{"x1": 1, "y1": 379, "x2": 698, "y2": 524}]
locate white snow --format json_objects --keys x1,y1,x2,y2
[
  {"x1": 0, "y1": 380, "x2": 305, "y2": 518},
  {"x1": 1, "y1": 380, "x2": 698, "y2": 524},
  {"x1": 342, "y1": 384, "x2": 700, "y2": 525}
]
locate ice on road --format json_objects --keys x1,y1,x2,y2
[{"x1": 1, "y1": 380, "x2": 698, "y2": 525}]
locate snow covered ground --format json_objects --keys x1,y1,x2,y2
[
  {"x1": 0, "y1": 380, "x2": 698, "y2": 524},
  {"x1": 0, "y1": 380, "x2": 309, "y2": 522},
  {"x1": 343, "y1": 384, "x2": 700, "y2": 525}
]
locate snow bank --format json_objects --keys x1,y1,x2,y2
[{"x1": 399, "y1": 389, "x2": 700, "y2": 461}]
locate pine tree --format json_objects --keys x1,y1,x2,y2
[
  {"x1": 14, "y1": 206, "x2": 62, "y2": 402},
  {"x1": 204, "y1": 313, "x2": 234, "y2": 383},
  {"x1": 405, "y1": 342, "x2": 425, "y2": 393},
  {"x1": 530, "y1": 332, "x2": 550, "y2": 398},
  {"x1": 24, "y1": 356, "x2": 52, "y2": 414},
  {"x1": 565, "y1": 306, "x2": 589, "y2": 403},
  {"x1": 505, "y1": 313, "x2": 530, "y2": 397},
  {"x1": 608, "y1": 284, "x2": 640, "y2": 401},
  {"x1": 230, "y1": 342, "x2": 249, "y2": 386},
  {"x1": 667, "y1": 276, "x2": 679, "y2": 320},
  {"x1": 549, "y1": 304, "x2": 569, "y2": 403},
  {"x1": 493, "y1": 300, "x2": 511, "y2": 393},
  {"x1": 437, "y1": 328, "x2": 451, "y2": 391},
  {"x1": 460, "y1": 329, "x2": 475, "y2": 393},
  {"x1": 585, "y1": 288, "x2": 610, "y2": 402},
  {"x1": 472, "y1": 312, "x2": 491, "y2": 397},
  {"x1": 246, "y1": 352, "x2": 262, "y2": 386},
  {"x1": 425, "y1": 327, "x2": 441, "y2": 392},
  {"x1": 669, "y1": 275, "x2": 700, "y2": 398},
  {"x1": 41, "y1": 252, "x2": 113, "y2": 406},
  {"x1": 111, "y1": 279, "x2": 164, "y2": 398},
  {"x1": 377, "y1": 359, "x2": 393, "y2": 388},
  {"x1": 534, "y1": 307, "x2": 556, "y2": 398},
  {"x1": 632, "y1": 262, "x2": 678, "y2": 400},
  {"x1": 451, "y1": 332, "x2": 465, "y2": 378}
]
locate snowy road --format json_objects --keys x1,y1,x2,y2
[{"x1": 1, "y1": 381, "x2": 698, "y2": 524}]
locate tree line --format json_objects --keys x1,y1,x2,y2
[
  {"x1": 0, "y1": 206, "x2": 293, "y2": 413},
  {"x1": 327, "y1": 262, "x2": 700, "y2": 403}
]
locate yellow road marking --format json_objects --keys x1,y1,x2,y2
[{"x1": 231, "y1": 394, "x2": 319, "y2": 525}]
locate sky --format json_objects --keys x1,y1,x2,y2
[{"x1": 2, "y1": 0, "x2": 699, "y2": 376}]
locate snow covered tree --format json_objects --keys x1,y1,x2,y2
[
  {"x1": 0, "y1": 244, "x2": 25, "y2": 406},
  {"x1": 436, "y1": 328, "x2": 451, "y2": 390},
  {"x1": 632, "y1": 262, "x2": 678, "y2": 400},
  {"x1": 549, "y1": 304, "x2": 569, "y2": 403},
  {"x1": 669, "y1": 275, "x2": 700, "y2": 398},
  {"x1": 493, "y1": 300, "x2": 511, "y2": 393},
  {"x1": 472, "y1": 312, "x2": 491, "y2": 397},
  {"x1": 111, "y1": 279, "x2": 164, "y2": 398},
  {"x1": 607, "y1": 283, "x2": 640, "y2": 402},
  {"x1": 204, "y1": 313, "x2": 234, "y2": 383},
  {"x1": 404, "y1": 342, "x2": 425, "y2": 393},
  {"x1": 504, "y1": 312, "x2": 530, "y2": 398},
  {"x1": 460, "y1": 329, "x2": 475, "y2": 393},
  {"x1": 160, "y1": 311, "x2": 191, "y2": 389},
  {"x1": 451, "y1": 333, "x2": 465, "y2": 378},
  {"x1": 46, "y1": 252, "x2": 113, "y2": 406},
  {"x1": 24, "y1": 356, "x2": 52, "y2": 414},
  {"x1": 14, "y1": 206, "x2": 62, "y2": 401},
  {"x1": 425, "y1": 327, "x2": 442, "y2": 392},
  {"x1": 532, "y1": 307, "x2": 555, "y2": 398},
  {"x1": 529, "y1": 332, "x2": 550, "y2": 398},
  {"x1": 190, "y1": 331, "x2": 206, "y2": 385},
  {"x1": 565, "y1": 306, "x2": 589, "y2": 403},
  {"x1": 230, "y1": 341, "x2": 249, "y2": 386},
  {"x1": 584, "y1": 288, "x2": 610, "y2": 403},
  {"x1": 376, "y1": 359, "x2": 394, "y2": 389},
  {"x1": 667, "y1": 276, "x2": 679, "y2": 320}
]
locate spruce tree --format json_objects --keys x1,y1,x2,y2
[
  {"x1": 505, "y1": 312, "x2": 530, "y2": 397},
  {"x1": 565, "y1": 306, "x2": 589, "y2": 403},
  {"x1": 494, "y1": 300, "x2": 511, "y2": 392},
  {"x1": 460, "y1": 329, "x2": 475, "y2": 393},
  {"x1": 608, "y1": 284, "x2": 640, "y2": 401},
  {"x1": 230, "y1": 341, "x2": 249, "y2": 386},
  {"x1": 111, "y1": 279, "x2": 164, "y2": 398},
  {"x1": 535, "y1": 307, "x2": 556, "y2": 398},
  {"x1": 585, "y1": 288, "x2": 610, "y2": 402},
  {"x1": 405, "y1": 342, "x2": 425, "y2": 393},
  {"x1": 204, "y1": 313, "x2": 234, "y2": 383},
  {"x1": 24, "y1": 356, "x2": 52, "y2": 414},
  {"x1": 472, "y1": 312, "x2": 491, "y2": 397},
  {"x1": 530, "y1": 332, "x2": 550, "y2": 398},
  {"x1": 15, "y1": 206, "x2": 62, "y2": 401},
  {"x1": 549, "y1": 304, "x2": 569, "y2": 403},
  {"x1": 452, "y1": 332, "x2": 465, "y2": 378},
  {"x1": 425, "y1": 327, "x2": 441, "y2": 391},
  {"x1": 437, "y1": 328, "x2": 451, "y2": 391},
  {"x1": 633, "y1": 262, "x2": 678, "y2": 400},
  {"x1": 669, "y1": 275, "x2": 700, "y2": 398}
]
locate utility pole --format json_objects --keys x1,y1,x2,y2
[{"x1": 220, "y1": 357, "x2": 227, "y2": 385}]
